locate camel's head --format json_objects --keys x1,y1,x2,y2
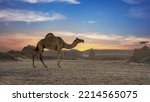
[{"x1": 75, "y1": 38, "x2": 84, "y2": 43}]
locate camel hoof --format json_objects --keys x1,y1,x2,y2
[
  {"x1": 33, "y1": 66, "x2": 36, "y2": 68},
  {"x1": 58, "y1": 65, "x2": 62, "y2": 68},
  {"x1": 44, "y1": 66, "x2": 48, "y2": 68}
]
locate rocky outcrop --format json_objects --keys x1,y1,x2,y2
[
  {"x1": 7, "y1": 50, "x2": 27, "y2": 59},
  {"x1": 0, "y1": 45, "x2": 35, "y2": 61},
  {"x1": 129, "y1": 46, "x2": 150, "y2": 63},
  {"x1": 0, "y1": 52, "x2": 17, "y2": 61},
  {"x1": 22, "y1": 45, "x2": 35, "y2": 58}
]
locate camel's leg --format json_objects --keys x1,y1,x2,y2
[
  {"x1": 36, "y1": 43, "x2": 48, "y2": 68},
  {"x1": 59, "y1": 51, "x2": 63, "y2": 62},
  {"x1": 32, "y1": 51, "x2": 37, "y2": 68},
  {"x1": 57, "y1": 51, "x2": 62, "y2": 68},
  {"x1": 40, "y1": 53, "x2": 48, "y2": 68},
  {"x1": 61, "y1": 51, "x2": 64, "y2": 58}
]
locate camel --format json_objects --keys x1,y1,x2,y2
[{"x1": 32, "y1": 33, "x2": 84, "y2": 68}]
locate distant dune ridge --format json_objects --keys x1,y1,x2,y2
[
  {"x1": 83, "y1": 48, "x2": 133, "y2": 60},
  {"x1": 0, "y1": 45, "x2": 34, "y2": 61},
  {"x1": 0, "y1": 44, "x2": 134, "y2": 61},
  {"x1": 0, "y1": 52, "x2": 17, "y2": 61},
  {"x1": 1, "y1": 44, "x2": 150, "y2": 63}
]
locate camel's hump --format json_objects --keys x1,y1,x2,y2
[{"x1": 44, "y1": 33, "x2": 55, "y2": 39}]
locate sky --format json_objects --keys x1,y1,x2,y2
[{"x1": 0, "y1": 0, "x2": 150, "y2": 52}]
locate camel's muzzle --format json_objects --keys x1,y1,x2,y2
[{"x1": 81, "y1": 40, "x2": 84, "y2": 43}]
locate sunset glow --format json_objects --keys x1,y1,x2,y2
[
  {"x1": 0, "y1": 32, "x2": 149, "y2": 52},
  {"x1": 0, "y1": 0, "x2": 150, "y2": 52}
]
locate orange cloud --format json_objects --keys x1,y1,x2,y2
[
  {"x1": 0, "y1": 34, "x2": 41, "y2": 52},
  {"x1": 0, "y1": 32, "x2": 150, "y2": 52}
]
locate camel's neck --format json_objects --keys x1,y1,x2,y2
[{"x1": 63, "y1": 40, "x2": 78, "y2": 49}]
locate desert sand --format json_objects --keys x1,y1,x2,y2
[{"x1": 0, "y1": 60, "x2": 150, "y2": 85}]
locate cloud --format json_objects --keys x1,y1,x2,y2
[
  {"x1": 121, "y1": 0, "x2": 144, "y2": 5},
  {"x1": 119, "y1": 36, "x2": 150, "y2": 49},
  {"x1": 53, "y1": 31, "x2": 122, "y2": 41},
  {"x1": 87, "y1": 20, "x2": 97, "y2": 24},
  {"x1": 0, "y1": 31, "x2": 150, "y2": 52},
  {"x1": 82, "y1": 20, "x2": 97, "y2": 24},
  {"x1": 0, "y1": 34, "x2": 42, "y2": 52},
  {"x1": 53, "y1": 31, "x2": 150, "y2": 49},
  {"x1": 129, "y1": 7, "x2": 150, "y2": 19},
  {"x1": 0, "y1": 9, "x2": 66, "y2": 23},
  {"x1": 22, "y1": 0, "x2": 80, "y2": 4},
  {"x1": 77, "y1": 32, "x2": 123, "y2": 41}
]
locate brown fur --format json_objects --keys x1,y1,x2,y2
[{"x1": 33, "y1": 33, "x2": 84, "y2": 68}]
